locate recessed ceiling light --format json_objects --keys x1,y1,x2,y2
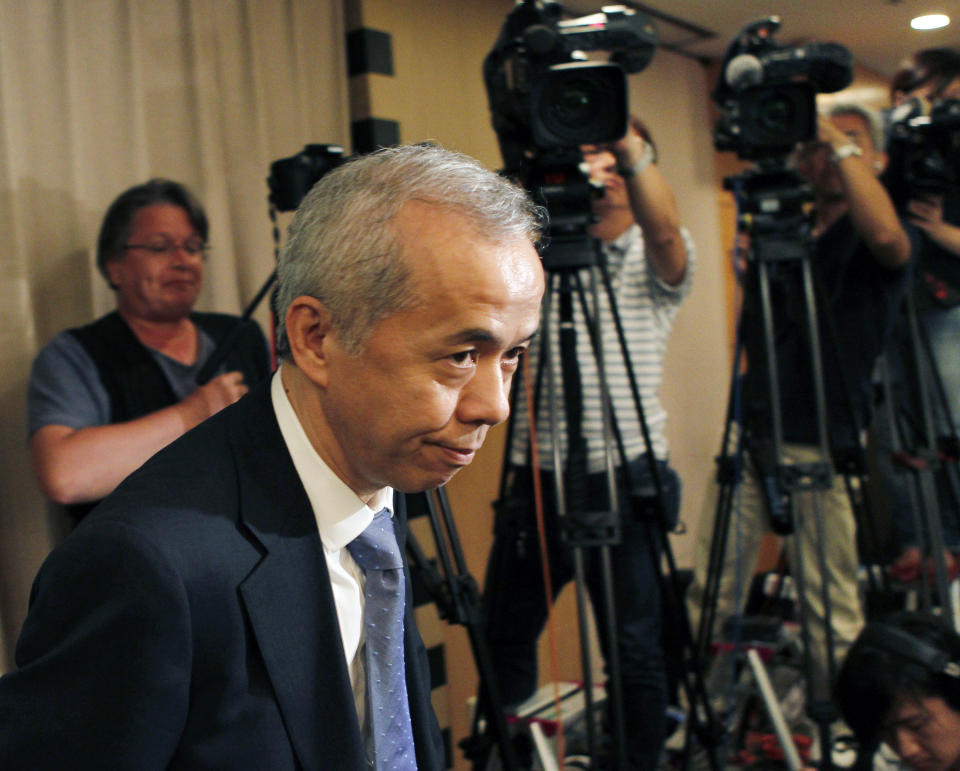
[{"x1": 911, "y1": 14, "x2": 950, "y2": 30}]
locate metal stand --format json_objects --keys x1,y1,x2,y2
[
  {"x1": 405, "y1": 487, "x2": 522, "y2": 771},
  {"x1": 745, "y1": 648, "x2": 805, "y2": 771},
  {"x1": 696, "y1": 163, "x2": 862, "y2": 771},
  {"x1": 873, "y1": 289, "x2": 960, "y2": 626},
  {"x1": 481, "y1": 215, "x2": 720, "y2": 770}
]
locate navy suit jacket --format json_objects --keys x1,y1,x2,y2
[{"x1": 0, "y1": 381, "x2": 445, "y2": 770}]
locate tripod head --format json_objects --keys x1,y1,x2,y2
[
  {"x1": 532, "y1": 148, "x2": 607, "y2": 271},
  {"x1": 725, "y1": 161, "x2": 813, "y2": 262}
]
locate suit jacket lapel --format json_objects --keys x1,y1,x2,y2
[{"x1": 229, "y1": 385, "x2": 366, "y2": 770}]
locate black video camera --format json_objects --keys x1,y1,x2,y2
[
  {"x1": 484, "y1": 1, "x2": 657, "y2": 268},
  {"x1": 885, "y1": 97, "x2": 960, "y2": 204},
  {"x1": 484, "y1": 0, "x2": 657, "y2": 178},
  {"x1": 267, "y1": 144, "x2": 347, "y2": 212},
  {"x1": 712, "y1": 17, "x2": 853, "y2": 161}
]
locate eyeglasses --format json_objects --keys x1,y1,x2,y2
[{"x1": 123, "y1": 241, "x2": 209, "y2": 258}]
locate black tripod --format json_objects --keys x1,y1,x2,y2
[
  {"x1": 696, "y1": 163, "x2": 868, "y2": 771},
  {"x1": 872, "y1": 288, "x2": 960, "y2": 620},
  {"x1": 404, "y1": 488, "x2": 523, "y2": 771},
  {"x1": 479, "y1": 205, "x2": 720, "y2": 770}
]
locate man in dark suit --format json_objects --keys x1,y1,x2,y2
[{"x1": 0, "y1": 143, "x2": 545, "y2": 770}]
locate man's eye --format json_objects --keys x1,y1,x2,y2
[{"x1": 449, "y1": 351, "x2": 478, "y2": 367}]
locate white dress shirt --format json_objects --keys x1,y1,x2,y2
[{"x1": 270, "y1": 367, "x2": 394, "y2": 733}]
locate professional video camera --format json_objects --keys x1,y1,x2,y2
[
  {"x1": 712, "y1": 17, "x2": 853, "y2": 160},
  {"x1": 484, "y1": 0, "x2": 657, "y2": 173},
  {"x1": 484, "y1": 0, "x2": 657, "y2": 174},
  {"x1": 484, "y1": 0, "x2": 657, "y2": 266},
  {"x1": 267, "y1": 143, "x2": 347, "y2": 212},
  {"x1": 885, "y1": 97, "x2": 960, "y2": 204}
]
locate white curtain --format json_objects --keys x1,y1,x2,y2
[{"x1": 0, "y1": 0, "x2": 350, "y2": 670}]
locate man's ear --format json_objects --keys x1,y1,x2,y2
[
  {"x1": 285, "y1": 295, "x2": 335, "y2": 386},
  {"x1": 104, "y1": 257, "x2": 123, "y2": 290}
]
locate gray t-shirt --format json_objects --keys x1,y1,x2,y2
[{"x1": 28, "y1": 328, "x2": 218, "y2": 437}]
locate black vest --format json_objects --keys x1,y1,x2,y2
[{"x1": 66, "y1": 310, "x2": 271, "y2": 520}]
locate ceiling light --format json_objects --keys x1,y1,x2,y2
[{"x1": 911, "y1": 14, "x2": 950, "y2": 30}]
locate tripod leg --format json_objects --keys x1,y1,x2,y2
[
  {"x1": 798, "y1": 474, "x2": 863, "y2": 679},
  {"x1": 903, "y1": 296, "x2": 957, "y2": 625},
  {"x1": 689, "y1": 457, "x2": 769, "y2": 661},
  {"x1": 782, "y1": 447, "x2": 864, "y2": 770}
]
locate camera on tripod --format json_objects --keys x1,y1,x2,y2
[
  {"x1": 267, "y1": 143, "x2": 347, "y2": 212},
  {"x1": 484, "y1": 0, "x2": 656, "y2": 175},
  {"x1": 484, "y1": 0, "x2": 657, "y2": 267},
  {"x1": 712, "y1": 17, "x2": 852, "y2": 161},
  {"x1": 886, "y1": 97, "x2": 960, "y2": 203}
]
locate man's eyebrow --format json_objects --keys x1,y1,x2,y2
[{"x1": 445, "y1": 327, "x2": 540, "y2": 347}]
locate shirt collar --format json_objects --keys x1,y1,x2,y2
[
  {"x1": 605, "y1": 223, "x2": 637, "y2": 253},
  {"x1": 601, "y1": 223, "x2": 638, "y2": 273},
  {"x1": 270, "y1": 366, "x2": 393, "y2": 551}
]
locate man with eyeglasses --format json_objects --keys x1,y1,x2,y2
[{"x1": 27, "y1": 178, "x2": 270, "y2": 523}]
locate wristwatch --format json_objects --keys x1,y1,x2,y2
[
  {"x1": 830, "y1": 143, "x2": 863, "y2": 163},
  {"x1": 617, "y1": 141, "x2": 656, "y2": 178}
]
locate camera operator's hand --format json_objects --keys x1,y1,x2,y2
[
  {"x1": 799, "y1": 112, "x2": 910, "y2": 269},
  {"x1": 816, "y1": 114, "x2": 854, "y2": 154},
  {"x1": 609, "y1": 130, "x2": 653, "y2": 175},
  {"x1": 30, "y1": 369, "x2": 250, "y2": 506},
  {"x1": 909, "y1": 194, "x2": 960, "y2": 256},
  {"x1": 583, "y1": 122, "x2": 687, "y2": 286},
  {"x1": 795, "y1": 116, "x2": 850, "y2": 161},
  {"x1": 178, "y1": 370, "x2": 249, "y2": 431}
]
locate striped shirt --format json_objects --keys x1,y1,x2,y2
[{"x1": 509, "y1": 223, "x2": 695, "y2": 471}]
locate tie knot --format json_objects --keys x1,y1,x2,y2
[{"x1": 346, "y1": 509, "x2": 403, "y2": 571}]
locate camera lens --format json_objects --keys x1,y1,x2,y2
[
  {"x1": 756, "y1": 92, "x2": 797, "y2": 135},
  {"x1": 532, "y1": 62, "x2": 627, "y2": 148},
  {"x1": 551, "y1": 78, "x2": 597, "y2": 125},
  {"x1": 735, "y1": 83, "x2": 815, "y2": 155}
]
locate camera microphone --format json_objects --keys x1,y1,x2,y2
[{"x1": 724, "y1": 54, "x2": 763, "y2": 91}]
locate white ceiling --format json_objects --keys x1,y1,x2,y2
[{"x1": 563, "y1": 0, "x2": 960, "y2": 78}]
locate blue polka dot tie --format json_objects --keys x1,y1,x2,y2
[{"x1": 346, "y1": 509, "x2": 417, "y2": 770}]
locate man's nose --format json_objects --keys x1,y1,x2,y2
[{"x1": 459, "y1": 363, "x2": 510, "y2": 426}]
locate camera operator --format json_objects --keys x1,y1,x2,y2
[
  {"x1": 836, "y1": 610, "x2": 960, "y2": 771},
  {"x1": 687, "y1": 103, "x2": 915, "y2": 694},
  {"x1": 877, "y1": 48, "x2": 960, "y2": 582},
  {"x1": 483, "y1": 115, "x2": 695, "y2": 771},
  {"x1": 27, "y1": 179, "x2": 270, "y2": 524}
]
